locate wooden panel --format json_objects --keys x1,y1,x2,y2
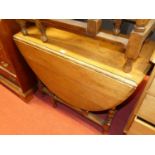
[
  {"x1": 0, "y1": 20, "x2": 37, "y2": 94},
  {"x1": 136, "y1": 20, "x2": 150, "y2": 27},
  {"x1": 150, "y1": 50, "x2": 155, "y2": 64},
  {"x1": 14, "y1": 39, "x2": 134, "y2": 111},
  {"x1": 0, "y1": 74, "x2": 34, "y2": 99},
  {"x1": 148, "y1": 78, "x2": 155, "y2": 96},
  {"x1": 0, "y1": 65, "x2": 19, "y2": 85},
  {"x1": 124, "y1": 66, "x2": 155, "y2": 134},
  {"x1": 42, "y1": 19, "x2": 129, "y2": 46},
  {"x1": 87, "y1": 19, "x2": 102, "y2": 36},
  {"x1": 0, "y1": 41, "x2": 16, "y2": 74},
  {"x1": 127, "y1": 117, "x2": 155, "y2": 135},
  {"x1": 0, "y1": 42, "x2": 4, "y2": 59},
  {"x1": 135, "y1": 20, "x2": 150, "y2": 32},
  {"x1": 138, "y1": 94, "x2": 155, "y2": 124},
  {"x1": 14, "y1": 26, "x2": 153, "y2": 110},
  {"x1": 14, "y1": 27, "x2": 154, "y2": 86}
]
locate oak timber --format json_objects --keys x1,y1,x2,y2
[
  {"x1": 14, "y1": 27, "x2": 154, "y2": 111},
  {"x1": 87, "y1": 19, "x2": 102, "y2": 36},
  {"x1": 127, "y1": 117, "x2": 155, "y2": 135},
  {"x1": 138, "y1": 94, "x2": 155, "y2": 124},
  {"x1": 124, "y1": 61, "x2": 155, "y2": 134},
  {"x1": 42, "y1": 19, "x2": 129, "y2": 46}
]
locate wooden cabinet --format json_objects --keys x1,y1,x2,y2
[
  {"x1": 0, "y1": 19, "x2": 37, "y2": 99},
  {"x1": 138, "y1": 94, "x2": 155, "y2": 125},
  {"x1": 127, "y1": 117, "x2": 155, "y2": 134},
  {"x1": 124, "y1": 53, "x2": 155, "y2": 134}
]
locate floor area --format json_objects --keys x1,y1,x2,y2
[{"x1": 0, "y1": 77, "x2": 147, "y2": 135}]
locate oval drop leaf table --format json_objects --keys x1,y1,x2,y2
[{"x1": 14, "y1": 26, "x2": 155, "y2": 133}]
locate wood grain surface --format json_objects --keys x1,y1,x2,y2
[{"x1": 14, "y1": 27, "x2": 154, "y2": 111}]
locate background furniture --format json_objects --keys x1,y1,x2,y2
[
  {"x1": 0, "y1": 19, "x2": 37, "y2": 99},
  {"x1": 16, "y1": 19, "x2": 48, "y2": 42},
  {"x1": 40, "y1": 19, "x2": 155, "y2": 72},
  {"x1": 124, "y1": 50, "x2": 155, "y2": 134}
]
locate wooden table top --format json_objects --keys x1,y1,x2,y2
[{"x1": 14, "y1": 27, "x2": 155, "y2": 88}]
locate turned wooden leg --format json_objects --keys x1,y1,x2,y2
[
  {"x1": 16, "y1": 19, "x2": 28, "y2": 35},
  {"x1": 38, "y1": 80, "x2": 46, "y2": 96},
  {"x1": 38, "y1": 82, "x2": 58, "y2": 107},
  {"x1": 35, "y1": 19, "x2": 48, "y2": 42},
  {"x1": 38, "y1": 80, "x2": 44, "y2": 90},
  {"x1": 50, "y1": 94, "x2": 58, "y2": 108},
  {"x1": 113, "y1": 19, "x2": 122, "y2": 35},
  {"x1": 135, "y1": 19, "x2": 150, "y2": 32},
  {"x1": 103, "y1": 107, "x2": 116, "y2": 134},
  {"x1": 123, "y1": 58, "x2": 134, "y2": 73},
  {"x1": 81, "y1": 110, "x2": 89, "y2": 116}
]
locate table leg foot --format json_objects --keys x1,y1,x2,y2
[{"x1": 102, "y1": 107, "x2": 116, "y2": 134}]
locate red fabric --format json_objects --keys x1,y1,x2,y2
[{"x1": 0, "y1": 77, "x2": 148, "y2": 134}]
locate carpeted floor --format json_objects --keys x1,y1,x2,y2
[{"x1": 0, "y1": 77, "x2": 147, "y2": 135}]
